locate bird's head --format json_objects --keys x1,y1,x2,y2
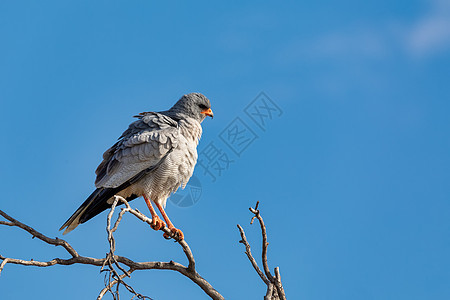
[{"x1": 169, "y1": 93, "x2": 213, "y2": 122}]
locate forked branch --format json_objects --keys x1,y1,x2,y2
[
  {"x1": 237, "y1": 201, "x2": 287, "y2": 300},
  {"x1": 0, "y1": 197, "x2": 223, "y2": 300},
  {"x1": 1, "y1": 199, "x2": 287, "y2": 299}
]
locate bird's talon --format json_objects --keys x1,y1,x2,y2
[
  {"x1": 171, "y1": 227, "x2": 184, "y2": 240},
  {"x1": 161, "y1": 227, "x2": 184, "y2": 240},
  {"x1": 151, "y1": 216, "x2": 165, "y2": 231}
]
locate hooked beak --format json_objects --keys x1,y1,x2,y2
[{"x1": 201, "y1": 108, "x2": 214, "y2": 119}]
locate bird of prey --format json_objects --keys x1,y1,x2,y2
[{"x1": 60, "y1": 93, "x2": 213, "y2": 240}]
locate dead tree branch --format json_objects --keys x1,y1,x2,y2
[
  {"x1": 1, "y1": 198, "x2": 287, "y2": 299},
  {"x1": 0, "y1": 196, "x2": 223, "y2": 300},
  {"x1": 237, "y1": 201, "x2": 287, "y2": 300}
]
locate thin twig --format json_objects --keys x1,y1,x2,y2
[
  {"x1": 98, "y1": 270, "x2": 133, "y2": 300},
  {"x1": 249, "y1": 201, "x2": 273, "y2": 282},
  {"x1": 237, "y1": 224, "x2": 270, "y2": 285},
  {"x1": 0, "y1": 221, "x2": 14, "y2": 226},
  {"x1": 0, "y1": 257, "x2": 9, "y2": 275},
  {"x1": 102, "y1": 197, "x2": 149, "y2": 299}
]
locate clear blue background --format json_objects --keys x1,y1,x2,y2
[{"x1": 1, "y1": 0, "x2": 450, "y2": 299}]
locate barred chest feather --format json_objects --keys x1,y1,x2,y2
[{"x1": 130, "y1": 118, "x2": 203, "y2": 207}]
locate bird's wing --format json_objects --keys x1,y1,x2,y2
[{"x1": 94, "y1": 112, "x2": 179, "y2": 188}]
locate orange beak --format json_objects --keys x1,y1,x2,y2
[{"x1": 201, "y1": 108, "x2": 214, "y2": 119}]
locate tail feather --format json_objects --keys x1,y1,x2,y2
[
  {"x1": 60, "y1": 168, "x2": 153, "y2": 234},
  {"x1": 59, "y1": 188, "x2": 138, "y2": 235}
]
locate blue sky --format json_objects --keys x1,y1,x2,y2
[{"x1": 1, "y1": 0, "x2": 450, "y2": 299}]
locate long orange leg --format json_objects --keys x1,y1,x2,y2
[
  {"x1": 143, "y1": 195, "x2": 165, "y2": 231},
  {"x1": 154, "y1": 202, "x2": 184, "y2": 240}
]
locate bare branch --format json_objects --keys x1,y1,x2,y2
[
  {"x1": 0, "y1": 209, "x2": 79, "y2": 257},
  {"x1": 274, "y1": 267, "x2": 286, "y2": 299},
  {"x1": 110, "y1": 196, "x2": 196, "y2": 272},
  {"x1": 238, "y1": 202, "x2": 287, "y2": 300},
  {"x1": 249, "y1": 201, "x2": 273, "y2": 282},
  {"x1": 265, "y1": 283, "x2": 274, "y2": 300},
  {"x1": 0, "y1": 221, "x2": 14, "y2": 226},
  {"x1": 98, "y1": 270, "x2": 131, "y2": 300},
  {"x1": 0, "y1": 257, "x2": 9, "y2": 275},
  {"x1": 237, "y1": 224, "x2": 270, "y2": 285},
  {"x1": 2, "y1": 199, "x2": 284, "y2": 299},
  {"x1": 0, "y1": 199, "x2": 223, "y2": 300}
]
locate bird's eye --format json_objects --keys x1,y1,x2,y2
[{"x1": 199, "y1": 104, "x2": 208, "y2": 110}]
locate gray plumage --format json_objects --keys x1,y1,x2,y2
[{"x1": 60, "y1": 93, "x2": 212, "y2": 234}]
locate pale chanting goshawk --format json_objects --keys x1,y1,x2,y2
[{"x1": 60, "y1": 93, "x2": 213, "y2": 240}]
